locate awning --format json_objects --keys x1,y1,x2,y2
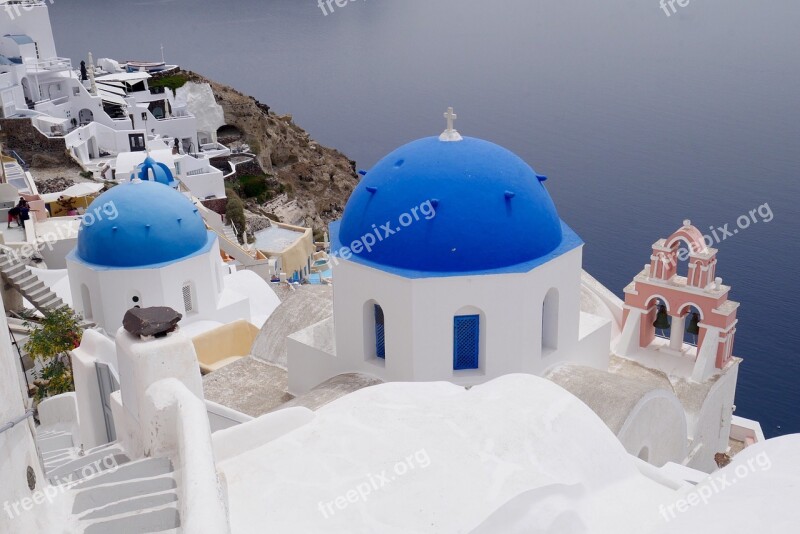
[
  {"x1": 41, "y1": 182, "x2": 105, "y2": 203},
  {"x1": 4, "y1": 34, "x2": 34, "y2": 45},
  {"x1": 96, "y1": 71, "x2": 151, "y2": 83},
  {"x1": 96, "y1": 80, "x2": 127, "y2": 107}
]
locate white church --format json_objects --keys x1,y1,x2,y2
[
  {"x1": 65, "y1": 164, "x2": 277, "y2": 336},
  {"x1": 287, "y1": 110, "x2": 749, "y2": 473}
]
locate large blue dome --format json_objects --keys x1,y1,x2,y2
[
  {"x1": 75, "y1": 180, "x2": 213, "y2": 268},
  {"x1": 336, "y1": 136, "x2": 567, "y2": 275}
]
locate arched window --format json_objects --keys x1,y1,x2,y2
[
  {"x1": 374, "y1": 304, "x2": 386, "y2": 359},
  {"x1": 453, "y1": 315, "x2": 480, "y2": 370},
  {"x1": 542, "y1": 288, "x2": 559, "y2": 353},
  {"x1": 81, "y1": 284, "x2": 93, "y2": 320}
]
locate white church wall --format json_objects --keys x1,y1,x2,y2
[
  {"x1": 406, "y1": 246, "x2": 586, "y2": 386},
  {"x1": 560, "y1": 311, "x2": 612, "y2": 372},
  {"x1": 311, "y1": 244, "x2": 610, "y2": 392},
  {"x1": 68, "y1": 239, "x2": 252, "y2": 335},
  {"x1": 332, "y1": 259, "x2": 415, "y2": 381},
  {"x1": 616, "y1": 390, "x2": 688, "y2": 467},
  {"x1": 685, "y1": 361, "x2": 741, "y2": 472}
]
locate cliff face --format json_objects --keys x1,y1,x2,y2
[{"x1": 176, "y1": 70, "x2": 359, "y2": 229}]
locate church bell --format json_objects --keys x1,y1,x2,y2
[
  {"x1": 653, "y1": 305, "x2": 671, "y2": 330},
  {"x1": 686, "y1": 312, "x2": 700, "y2": 336}
]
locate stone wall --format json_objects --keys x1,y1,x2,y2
[
  {"x1": 0, "y1": 119, "x2": 75, "y2": 168},
  {"x1": 201, "y1": 198, "x2": 227, "y2": 216}
]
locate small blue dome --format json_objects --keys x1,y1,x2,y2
[
  {"x1": 137, "y1": 156, "x2": 175, "y2": 186},
  {"x1": 337, "y1": 136, "x2": 564, "y2": 274},
  {"x1": 76, "y1": 180, "x2": 212, "y2": 268}
]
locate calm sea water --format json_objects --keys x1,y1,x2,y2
[{"x1": 51, "y1": 0, "x2": 799, "y2": 436}]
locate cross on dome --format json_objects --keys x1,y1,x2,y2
[{"x1": 439, "y1": 106, "x2": 463, "y2": 142}]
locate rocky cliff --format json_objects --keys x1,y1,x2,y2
[{"x1": 170, "y1": 70, "x2": 359, "y2": 230}]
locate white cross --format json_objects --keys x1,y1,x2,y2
[
  {"x1": 444, "y1": 107, "x2": 457, "y2": 132},
  {"x1": 439, "y1": 106, "x2": 463, "y2": 142}
]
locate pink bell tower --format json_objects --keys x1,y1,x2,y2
[{"x1": 617, "y1": 221, "x2": 739, "y2": 381}]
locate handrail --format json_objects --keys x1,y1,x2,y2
[{"x1": 0, "y1": 409, "x2": 34, "y2": 435}]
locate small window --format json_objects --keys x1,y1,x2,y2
[
  {"x1": 374, "y1": 304, "x2": 386, "y2": 359},
  {"x1": 454, "y1": 315, "x2": 480, "y2": 370},
  {"x1": 182, "y1": 283, "x2": 195, "y2": 313}
]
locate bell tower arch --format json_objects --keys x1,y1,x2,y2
[{"x1": 618, "y1": 221, "x2": 739, "y2": 382}]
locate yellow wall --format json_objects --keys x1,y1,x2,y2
[
  {"x1": 263, "y1": 221, "x2": 316, "y2": 277},
  {"x1": 192, "y1": 320, "x2": 259, "y2": 372}
]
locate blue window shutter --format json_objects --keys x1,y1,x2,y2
[
  {"x1": 375, "y1": 304, "x2": 386, "y2": 359},
  {"x1": 453, "y1": 315, "x2": 480, "y2": 370}
]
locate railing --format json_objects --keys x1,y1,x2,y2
[
  {"x1": 654, "y1": 332, "x2": 698, "y2": 347},
  {"x1": 25, "y1": 57, "x2": 72, "y2": 73},
  {"x1": 185, "y1": 168, "x2": 210, "y2": 176},
  {"x1": 0, "y1": 409, "x2": 34, "y2": 435},
  {"x1": 34, "y1": 95, "x2": 69, "y2": 107}
]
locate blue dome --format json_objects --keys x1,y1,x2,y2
[
  {"x1": 137, "y1": 156, "x2": 175, "y2": 186},
  {"x1": 76, "y1": 180, "x2": 213, "y2": 268},
  {"x1": 337, "y1": 136, "x2": 565, "y2": 274}
]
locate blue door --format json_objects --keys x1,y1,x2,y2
[{"x1": 454, "y1": 315, "x2": 480, "y2": 370}]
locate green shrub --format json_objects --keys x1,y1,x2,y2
[
  {"x1": 238, "y1": 175, "x2": 268, "y2": 199},
  {"x1": 149, "y1": 74, "x2": 189, "y2": 93},
  {"x1": 24, "y1": 307, "x2": 84, "y2": 402}
]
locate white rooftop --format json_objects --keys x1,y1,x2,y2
[{"x1": 218, "y1": 374, "x2": 675, "y2": 533}]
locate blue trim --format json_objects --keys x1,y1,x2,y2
[
  {"x1": 454, "y1": 315, "x2": 480, "y2": 370},
  {"x1": 330, "y1": 219, "x2": 582, "y2": 279}
]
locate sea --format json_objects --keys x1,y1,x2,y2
[{"x1": 49, "y1": 0, "x2": 800, "y2": 437}]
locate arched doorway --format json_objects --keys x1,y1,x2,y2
[{"x1": 78, "y1": 108, "x2": 94, "y2": 125}]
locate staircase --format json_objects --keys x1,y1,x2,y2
[
  {"x1": 222, "y1": 224, "x2": 239, "y2": 244},
  {"x1": 36, "y1": 428, "x2": 181, "y2": 533},
  {"x1": 0, "y1": 252, "x2": 94, "y2": 328},
  {"x1": 0, "y1": 253, "x2": 66, "y2": 313}
]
